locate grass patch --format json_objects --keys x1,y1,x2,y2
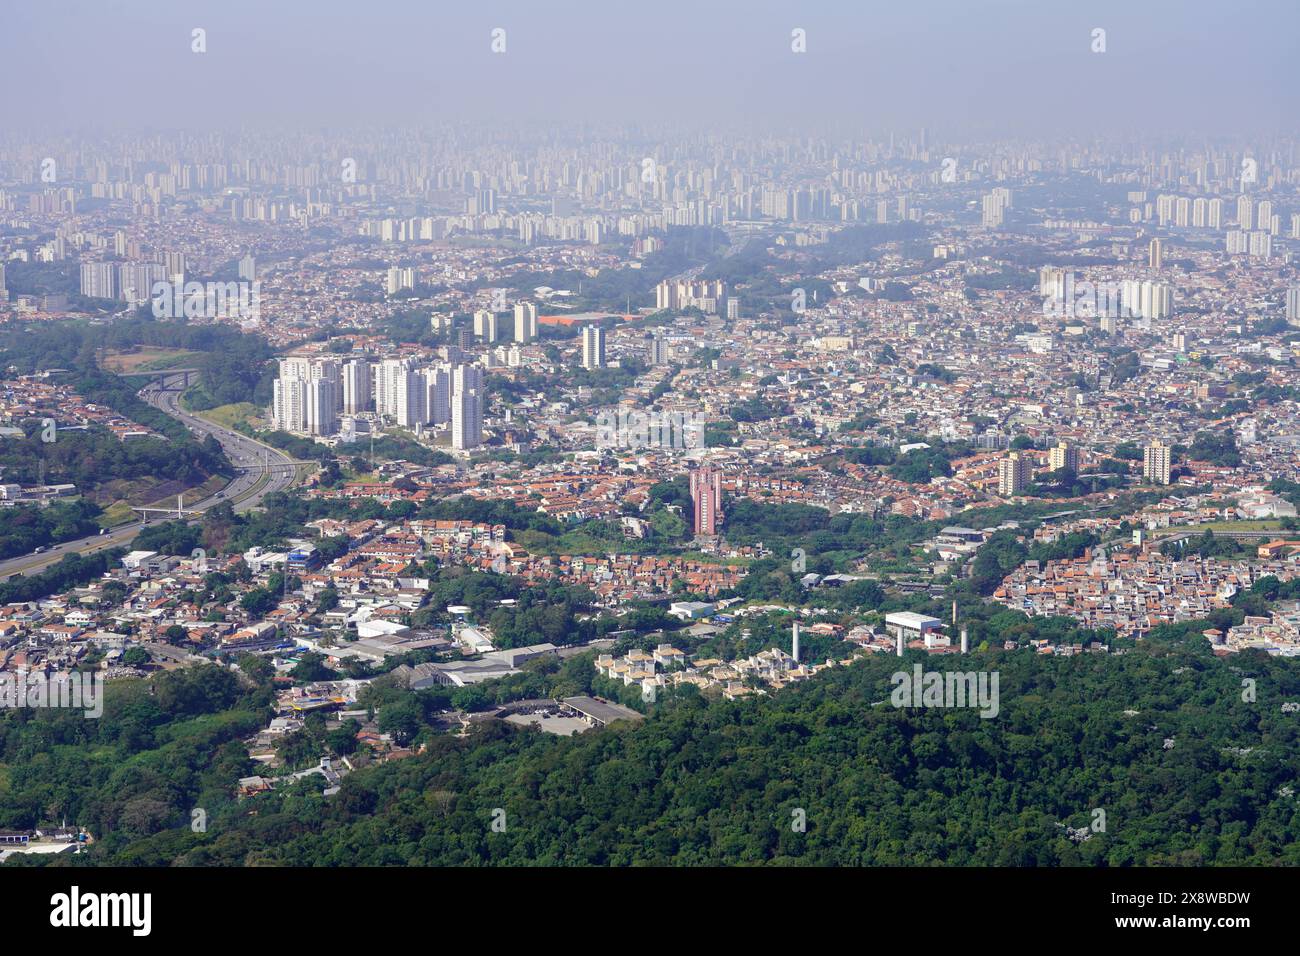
[
  {"x1": 101, "y1": 347, "x2": 200, "y2": 373},
  {"x1": 98, "y1": 501, "x2": 137, "y2": 529},
  {"x1": 198, "y1": 402, "x2": 262, "y2": 431}
]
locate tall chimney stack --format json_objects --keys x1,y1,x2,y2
[
  {"x1": 960, "y1": 628, "x2": 969, "y2": 654},
  {"x1": 792, "y1": 620, "x2": 800, "y2": 664}
]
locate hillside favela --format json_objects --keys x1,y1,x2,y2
[{"x1": 0, "y1": 1, "x2": 1296, "y2": 919}]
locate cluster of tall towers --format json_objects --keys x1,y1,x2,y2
[
  {"x1": 473, "y1": 301, "x2": 538, "y2": 344},
  {"x1": 271, "y1": 355, "x2": 484, "y2": 449}
]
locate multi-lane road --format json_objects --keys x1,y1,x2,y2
[{"x1": 0, "y1": 372, "x2": 298, "y2": 579}]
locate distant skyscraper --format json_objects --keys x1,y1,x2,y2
[
  {"x1": 386, "y1": 266, "x2": 415, "y2": 295},
  {"x1": 374, "y1": 357, "x2": 415, "y2": 419},
  {"x1": 393, "y1": 366, "x2": 426, "y2": 428},
  {"x1": 275, "y1": 357, "x2": 344, "y2": 433},
  {"x1": 582, "y1": 325, "x2": 606, "y2": 369},
  {"x1": 341, "y1": 359, "x2": 370, "y2": 414},
  {"x1": 647, "y1": 331, "x2": 670, "y2": 366},
  {"x1": 1148, "y1": 238, "x2": 1163, "y2": 270},
  {"x1": 238, "y1": 254, "x2": 256, "y2": 281},
  {"x1": 474, "y1": 309, "x2": 500, "y2": 344},
  {"x1": 1039, "y1": 266, "x2": 1067, "y2": 299},
  {"x1": 1156, "y1": 194, "x2": 1175, "y2": 226},
  {"x1": 690, "y1": 465, "x2": 723, "y2": 536},
  {"x1": 1208, "y1": 198, "x2": 1223, "y2": 229},
  {"x1": 513, "y1": 301, "x2": 538, "y2": 343},
  {"x1": 272, "y1": 378, "x2": 303, "y2": 432},
  {"x1": 1144, "y1": 441, "x2": 1172, "y2": 485},
  {"x1": 997, "y1": 451, "x2": 1032, "y2": 497},
  {"x1": 472, "y1": 187, "x2": 496, "y2": 215},
  {"x1": 117, "y1": 262, "x2": 165, "y2": 306},
  {"x1": 1257, "y1": 200, "x2": 1274, "y2": 234},
  {"x1": 1048, "y1": 441, "x2": 1080, "y2": 473},
  {"x1": 79, "y1": 262, "x2": 116, "y2": 299},
  {"x1": 305, "y1": 379, "x2": 338, "y2": 436},
  {"x1": 1286, "y1": 287, "x2": 1300, "y2": 325},
  {"x1": 1192, "y1": 197, "x2": 1208, "y2": 228},
  {"x1": 1237, "y1": 194, "x2": 1254, "y2": 230},
  {"x1": 426, "y1": 365, "x2": 451, "y2": 425},
  {"x1": 981, "y1": 188, "x2": 1011, "y2": 228},
  {"x1": 451, "y1": 364, "x2": 483, "y2": 449},
  {"x1": 1120, "y1": 280, "x2": 1172, "y2": 319},
  {"x1": 1248, "y1": 231, "x2": 1272, "y2": 259}
]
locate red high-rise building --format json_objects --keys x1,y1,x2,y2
[{"x1": 690, "y1": 465, "x2": 723, "y2": 536}]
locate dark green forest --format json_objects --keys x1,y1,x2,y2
[{"x1": 7, "y1": 628, "x2": 1299, "y2": 867}]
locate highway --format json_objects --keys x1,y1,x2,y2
[{"x1": 0, "y1": 372, "x2": 298, "y2": 580}]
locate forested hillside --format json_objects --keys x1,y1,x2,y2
[{"x1": 13, "y1": 630, "x2": 1299, "y2": 867}]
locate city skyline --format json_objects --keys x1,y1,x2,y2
[{"x1": 0, "y1": 0, "x2": 1297, "y2": 915}]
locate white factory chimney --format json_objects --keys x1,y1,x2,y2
[
  {"x1": 896, "y1": 630, "x2": 904, "y2": 657},
  {"x1": 792, "y1": 620, "x2": 800, "y2": 664},
  {"x1": 960, "y1": 628, "x2": 969, "y2": 654}
]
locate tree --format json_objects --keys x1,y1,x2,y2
[
  {"x1": 377, "y1": 699, "x2": 422, "y2": 745},
  {"x1": 291, "y1": 653, "x2": 337, "y2": 683},
  {"x1": 122, "y1": 647, "x2": 151, "y2": 667}
]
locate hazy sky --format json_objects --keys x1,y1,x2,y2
[{"x1": 2, "y1": 0, "x2": 1295, "y2": 137}]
